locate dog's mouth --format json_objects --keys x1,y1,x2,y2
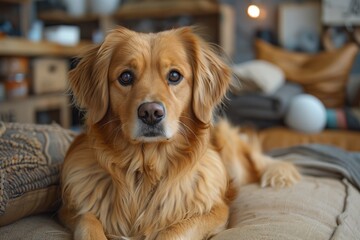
[
  {"x1": 142, "y1": 126, "x2": 164, "y2": 137},
  {"x1": 134, "y1": 124, "x2": 170, "y2": 142}
]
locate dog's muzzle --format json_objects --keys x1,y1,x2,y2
[{"x1": 137, "y1": 102, "x2": 166, "y2": 138}]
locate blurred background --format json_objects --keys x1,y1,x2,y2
[{"x1": 0, "y1": 0, "x2": 359, "y2": 131}]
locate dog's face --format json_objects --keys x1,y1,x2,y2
[
  {"x1": 107, "y1": 31, "x2": 193, "y2": 142},
  {"x1": 69, "y1": 27, "x2": 231, "y2": 143}
]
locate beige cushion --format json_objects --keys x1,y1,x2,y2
[
  {"x1": 0, "y1": 177, "x2": 359, "y2": 239},
  {"x1": 213, "y1": 176, "x2": 360, "y2": 240},
  {"x1": 0, "y1": 213, "x2": 71, "y2": 240}
]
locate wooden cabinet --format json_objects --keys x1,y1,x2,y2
[
  {"x1": 0, "y1": 1, "x2": 92, "y2": 128},
  {"x1": 0, "y1": 93, "x2": 70, "y2": 128}
]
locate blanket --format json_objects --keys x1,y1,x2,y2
[
  {"x1": 225, "y1": 83, "x2": 303, "y2": 121},
  {"x1": 326, "y1": 108, "x2": 360, "y2": 131},
  {"x1": 268, "y1": 144, "x2": 360, "y2": 191}
]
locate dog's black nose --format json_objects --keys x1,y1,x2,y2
[{"x1": 137, "y1": 102, "x2": 165, "y2": 126}]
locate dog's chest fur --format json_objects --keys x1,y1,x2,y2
[{"x1": 64, "y1": 139, "x2": 227, "y2": 238}]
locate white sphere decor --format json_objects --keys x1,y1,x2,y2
[{"x1": 285, "y1": 94, "x2": 326, "y2": 133}]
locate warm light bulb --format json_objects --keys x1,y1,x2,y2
[{"x1": 247, "y1": 4, "x2": 260, "y2": 18}]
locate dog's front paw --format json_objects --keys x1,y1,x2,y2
[
  {"x1": 73, "y1": 213, "x2": 108, "y2": 240},
  {"x1": 74, "y1": 229, "x2": 107, "y2": 240},
  {"x1": 261, "y1": 161, "x2": 301, "y2": 188}
]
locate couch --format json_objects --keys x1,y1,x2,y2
[{"x1": 0, "y1": 121, "x2": 360, "y2": 240}]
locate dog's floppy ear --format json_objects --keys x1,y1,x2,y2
[
  {"x1": 69, "y1": 27, "x2": 131, "y2": 124},
  {"x1": 179, "y1": 27, "x2": 232, "y2": 124},
  {"x1": 69, "y1": 44, "x2": 107, "y2": 124}
]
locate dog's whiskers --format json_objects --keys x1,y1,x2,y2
[
  {"x1": 113, "y1": 124, "x2": 125, "y2": 143},
  {"x1": 99, "y1": 117, "x2": 121, "y2": 128},
  {"x1": 180, "y1": 115, "x2": 197, "y2": 125},
  {"x1": 178, "y1": 121, "x2": 201, "y2": 144}
]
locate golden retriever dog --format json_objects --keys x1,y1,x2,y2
[{"x1": 59, "y1": 27, "x2": 300, "y2": 240}]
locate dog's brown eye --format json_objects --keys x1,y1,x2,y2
[
  {"x1": 118, "y1": 71, "x2": 134, "y2": 86},
  {"x1": 168, "y1": 70, "x2": 183, "y2": 84}
]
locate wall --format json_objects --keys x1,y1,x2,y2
[{"x1": 221, "y1": 0, "x2": 322, "y2": 63}]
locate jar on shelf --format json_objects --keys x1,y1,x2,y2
[
  {"x1": 3, "y1": 57, "x2": 29, "y2": 74},
  {"x1": 0, "y1": 57, "x2": 30, "y2": 100},
  {"x1": 5, "y1": 73, "x2": 29, "y2": 99}
]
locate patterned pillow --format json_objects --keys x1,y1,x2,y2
[{"x1": 0, "y1": 122, "x2": 76, "y2": 226}]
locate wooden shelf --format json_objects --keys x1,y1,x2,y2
[
  {"x1": 0, "y1": 37, "x2": 93, "y2": 57},
  {"x1": 115, "y1": 1, "x2": 220, "y2": 20},
  {"x1": 38, "y1": 10, "x2": 100, "y2": 24},
  {"x1": 38, "y1": 1, "x2": 220, "y2": 24},
  {"x1": 0, "y1": 1, "x2": 220, "y2": 58},
  {"x1": 37, "y1": 0, "x2": 220, "y2": 24},
  {"x1": 0, "y1": 0, "x2": 31, "y2": 4}
]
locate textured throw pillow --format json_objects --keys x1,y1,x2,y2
[
  {"x1": 0, "y1": 122, "x2": 76, "y2": 226},
  {"x1": 255, "y1": 39, "x2": 359, "y2": 108}
]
